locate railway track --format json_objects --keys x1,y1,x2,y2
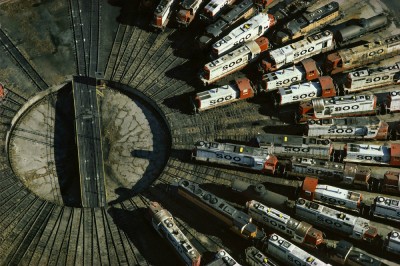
[
  {"x1": 123, "y1": 29, "x2": 175, "y2": 86},
  {"x1": 0, "y1": 29, "x2": 48, "y2": 92},
  {"x1": 1, "y1": 0, "x2": 400, "y2": 265},
  {"x1": 69, "y1": 0, "x2": 101, "y2": 77}
]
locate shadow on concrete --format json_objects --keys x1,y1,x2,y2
[
  {"x1": 104, "y1": 86, "x2": 172, "y2": 205},
  {"x1": 54, "y1": 84, "x2": 81, "y2": 207},
  {"x1": 107, "y1": 206, "x2": 180, "y2": 266}
]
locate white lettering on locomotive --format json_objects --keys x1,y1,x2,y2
[
  {"x1": 267, "y1": 234, "x2": 328, "y2": 266},
  {"x1": 312, "y1": 95, "x2": 376, "y2": 119},
  {"x1": 345, "y1": 62, "x2": 400, "y2": 93},
  {"x1": 314, "y1": 185, "x2": 362, "y2": 210},
  {"x1": 344, "y1": 143, "x2": 391, "y2": 164},
  {"x1": 201, "y1": 39, "x2": 265, "y2": 84},
  {"x1": 212, "y1": 13, "x2": 274, "y2": 56},
  {"x1": 372, "y1": 196, "x2": 400, "y2": 221},
  {"x1": 267, "y1": 30, "x2": 334, "y2": 70},
  {"x1": 296, "y1": 198, "x2": 376, "y2": 240}
]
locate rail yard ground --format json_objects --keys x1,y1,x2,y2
[{"x1": 0, "y1": 0, "x2": 400, "y2": 265}]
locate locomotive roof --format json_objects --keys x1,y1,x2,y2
[
  {"x1": 148, "y1": 202, "x2": 201, "y2": 261},
  {"x1": 205, "y1": 0, "x2": 253, "y2": 37},
  {"x1": 292, "y1": 156, "x2": 344, "y2": 170},
  {"x1": 279, "y1": 80, "x2": 319, "y2": 96},
  {"x1": 181, "y1": 0, "x2": 199, "y2": 9},
  {"x1": 312, "y1": 94, "x2": 374, "y2": 108},
  {"x1": 269, "y1": 46, "x2": 292, "y2": 64},
  {"x1": 389, "y1": 91, "x2": 400, "y2": 100},
  {"x1": 285, "y1": 2, "x2": 339, "y2": 34},
  {"x1": 205, "y1": 0, "x2": 226, "y2": 11},
  {"x1": 347, "y1": 62, "x2": 400, "y2": 78},
  {"x1": 251, "y1": 201, "x2": 291, "y2": 222},
  {"x1": 303, "y1": 1, "x2": 339, "y2": 23},
  {"x1": 255, "y1": 133, "x2": 330, "y2": 147},
  {"x1": 375, "y1": 196, "x2": 400, "y2": 208},
  {"x1": 196, "y1": 84, "x2": 236, "y2": 101},
  {"x1": 347, "y1": 143, "x2": 389, "y2": 156},
  {"x1": 338, "y1": 34, "x2": 400, "y2": 60},
  {"x1": 388, "y1": 231, "x2": 400, "y2": 243},
  {"x1": 206, "y1": 42, "x2": 256, "y2": 69},
  {"x1": 231, "y1": 13, "x2": 270, "y2": 38},
  {"x1": 263, "y1": 65, "x2": 302, "y2": 82},
  {"x1": 178, "y1": 180, "x2": 252, "y2": 225},
  {"x1": 221, "y1": 0, "x2": 253, "y2": 21},
  {"x1": 315, "y1": 185, "x2": 361, "y2": 201},
  {"x1": 215, "y1": 250, "x2": 239, "y2": 265},
  {"x1": 268, "y1": 234, "x2": 323, "y2": 264},
  {"x1": 256, "y1": 133, "x2": 306, "y2": 146},
  {"x1": 196, "y1": 141, "x2": 270, "y2": 157},
  {"x1": 155, "y1": 0, "x2": 174, "y2": 15},
  {"x1": 308, "y1": 116, "x2": 381, "y2": 127},
  {"x1": 297, "y1": 198, "x2": 367, "y2": 227},
  {"x1": 245, "y1": 247, "x2": 271, "y2": 265},
  {"x1": 269, "y1": 31, "x2": 332, "y2": 63}
]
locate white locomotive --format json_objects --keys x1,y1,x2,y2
[
  {"x1": 307, "y1": 117, "x2": 389, "y2": 140},
  {"x1": 201, "y1": 0, "x2": 237, "y2": 22},
  {"x1": 212, "y1": 13, "x2": 275, "y2": 57},
  {"x1": 247, "y1": 200, "x2": 324, "y2": 247},
  {"x1": 344, "y1": 143, "x2": 392, "y2": 165},
  {"x1": 254, "y1": 133, "x2": 332, "y2": 160},
  {"x1": 260, "y1": 59, "x2": 320, "y2": 92},
  {"x1": 266, "y1": 234, "x2": 331, "y2": 266},
  {"x1": 198, "y1": 0, "x2": 256, "y2": 47},
  {"x1": 303, "y1": 183, "x2": 363, "y2": 211},
  {"x1": 193, "y1": 78, "x2": 255, "y2": 112},
  {"x1": 287, "y1": 158, "x2": 371, "y2": 187},
  {"x1": 148, "y1": 201, "x2": 201, "y2": 266},
  {"x1": 299, "y1": 94, "x2": 377, "y2": 122},
  {"x1": 325, "y1": 34, "x2": 400, "y2": 74},
  {"x1": 386, "y1": 231, "x2": 400, "y2": 255},
  {"x1": 344, "y1": 62, "x2": 400, "y2": 94},
  {"x1": 245, "y1": 246, "x2": 278, "y2": 266},
  {"x1": 214, "y1": 249, "x2": 242, "y2": 266},
  {"x1": 295, "y1": 198, "x2": 378, "y2": 241},
  {"x1": 176, "y1": 0, "x2": 205, "y2": 26},
  {"x1": 151, "y1": 0, "x2": 178, "y2": 30},
  {"x1": 201, "y1": 37, "x2": 269, "y2": 85},
  {"x1": 277, "y1": 76, "x2": 336, "y2": 105},
  {"x1": 288, "y1": 157, "x2": 344, "y2": 181},
  {"x1": 388, "y1": 91, "x2": 400, "y2": 112},
  {"x1": 260, "y1": 30, "x2": 334, "y2": 72},
  {"x1": 192, "y1": 140, "x2": 278, "y2": 174},
  {"x1": 371, "y1": 196, "x2": 400, "y2": 221}
]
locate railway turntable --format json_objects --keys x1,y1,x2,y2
[{"x1": 72, "y1": 76, "x2": 107, "y2": 207}]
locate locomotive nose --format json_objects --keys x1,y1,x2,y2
[
  {"x1": 268, "y1": 14, "x2": 276, "y2": 27},
  {"x1": 178, "y1": 10, "x2": 190, "y2": 22}
]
